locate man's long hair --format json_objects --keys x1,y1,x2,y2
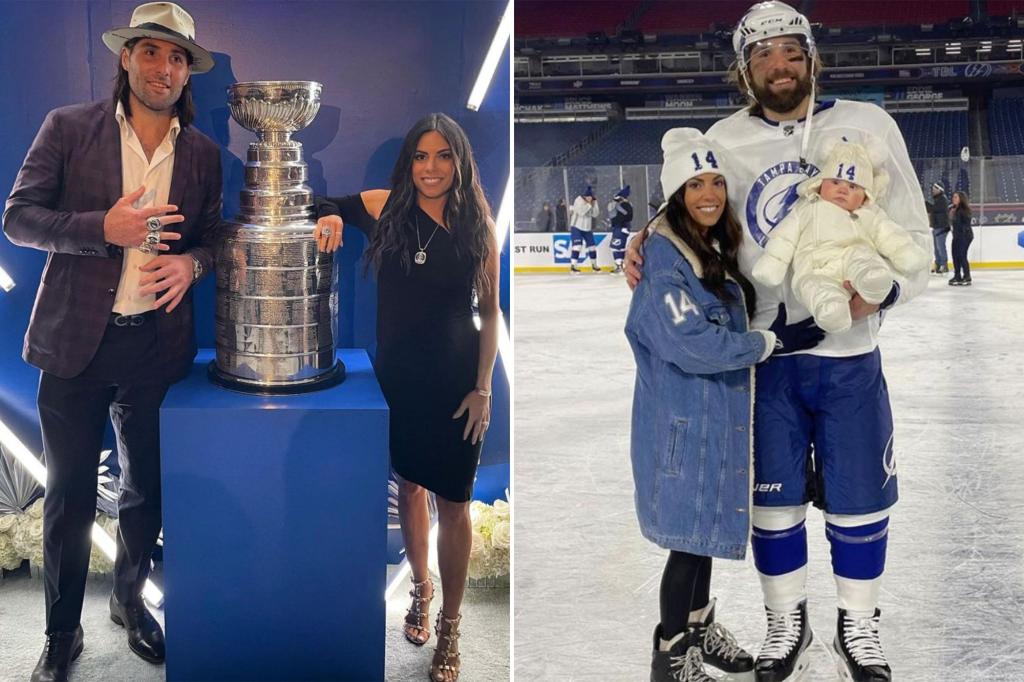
[
  {"x1": 112, "y1": 38, "x2": 195, "y2": 127},
  {"x1": 654, "y1": 187, "x2": 757, "y2": 319},
  {"x1": 365, "y1": 113, "x2": 493, "y2": 294}
]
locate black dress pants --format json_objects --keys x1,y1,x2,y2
[{"x1": 37, "y1": 314, "x2": 169, "y2": 633}]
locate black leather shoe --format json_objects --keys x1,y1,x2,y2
[
  {"x1": 109, "y1": 593, "x2": 165, "y2": 664},
  {"x1": 31, "y1": 626, "x2": 84, "y2": 682}
]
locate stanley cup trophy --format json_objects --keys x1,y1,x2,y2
[{"x1": 209, "y1": 81, "x2": 345, "y2": 393}]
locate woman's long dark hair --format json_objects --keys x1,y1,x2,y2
[
  {"x1": 952, "y1": 191, "x2": 972, "y2": 221},
  {"x1": 112, "y1": 38, "x2": 196, "y2": 127},
  {"x1": 655, "y1": 185, "x2": 757, "y2": 319},
  {"x1": 365, "y1": 113, "x2": 493, "y2": 293}
]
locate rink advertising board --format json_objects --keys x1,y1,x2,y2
[
  {"x1": 514, "y1": 231, "x2": 638, "y2": 272},
  {"x1": 514, "y1": 227, "x2": 1024, "y2": 272}
]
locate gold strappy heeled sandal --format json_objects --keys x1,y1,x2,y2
[
  {"x1": 404, "y1": 577, "x2": 434, "y2": 646},
  {"x1": 429, "y1": 612, "x2": 462, "y2": 682}
]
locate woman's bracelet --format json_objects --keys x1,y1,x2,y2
[{"x1": 475, "y1": 387, "x2": 492, "y2": 398}]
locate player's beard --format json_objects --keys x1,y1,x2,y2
[{"x1": 750, "y1": 69, "x2": 813, "y2": 116}]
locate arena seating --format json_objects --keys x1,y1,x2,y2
[
  {"x1": 986, "y1": 0, "x2": 1024, "y2": 17},
  {"x1": 515, "y1": 121, "x2": 609, "y2": 167},
  {"x1": 810, "y1": 0, "x2": 970, "y2": 28},
  {"x1": 514, "y1": 1, "x2": 639, "y2": 38},
  {"x1": 636, "y1": 1, "x2": 753, "y2": 35},
  {"x1": 568, "y1": 118, "x2": 719, "y2": 165},
  {"x1": 891, "y1": 111, "x2": 969, "y2": 158},
  {"x1": 989, "y1": 98, "x2": 1024, "y2": 155},
  {"x1": 990, "y1": 160, "x2": 1024, "y2": 202}
]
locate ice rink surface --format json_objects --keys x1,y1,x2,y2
[{"x1": 513, "y1": 269, "x2": 1024, "y2": 681}]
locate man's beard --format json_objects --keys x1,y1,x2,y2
[{"x1": 750, "y1": 69, "x2": 813, "y2": 116}]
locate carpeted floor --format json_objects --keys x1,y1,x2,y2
[{"x1": 0, "y1": 564, "x2": 508, "y2": 682}]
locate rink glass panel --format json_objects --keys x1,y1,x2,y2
[{"x1": 514, "y1": 156, "x2": 1024, "y2": 234}]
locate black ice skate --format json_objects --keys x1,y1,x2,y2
[
  {"x1": 570, "y1": 264, "x2": 581, "y2": 275},
  {"x1": 692, "y1": 599, "x2": 755, "y2": 679},
  {"x1": 611, "y1": 263, "x2": 624, "y2": 274},
  {"x1": 834, "y1": 608, "x2": 891, "y2": 682},
  {"x1": 754, "y1": 600, "x2": 812, "y2": 682},
  {"x1": 591, "y1": 263, "x2": 601, "y2": 272},
  {"x1": 650, "y1": 625, "x2": 716, "y2": 682}
]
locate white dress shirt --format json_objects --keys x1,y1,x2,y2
[{"x1": 112, "y1": 100, "x2": 180, "y2": 314}]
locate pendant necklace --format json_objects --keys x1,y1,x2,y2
[{"x1": 414, "y1": 214, "x2": 442, "y2": 265}]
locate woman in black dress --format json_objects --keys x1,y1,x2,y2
[{"x1": 314, "y1": 113, "x2": 499, "y2": 682}]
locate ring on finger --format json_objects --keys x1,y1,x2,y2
[
  {"x1": 322, "y1": 227, "x2": 332, "y2": 238},
  {"x1": 146, "y1": 216, "x2": 162, "y2": 232}
]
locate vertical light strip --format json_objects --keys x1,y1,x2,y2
[
  {"x1": 0, "y1": 264, "x2": 14, "y2": 292},
  {"x1": 0, "y1": 416, "x2": 164, "y2": 603},
  {"x1": 494, "y1": 177, "x2": 513, "y2": 378},
  {"x1": 466, "y1": 0, "x2": 512, "y2": 111},
  {"x1": 0, "y1": 418, "x2": 46, "y2": 484}
]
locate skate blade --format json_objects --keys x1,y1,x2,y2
[
  {"x1": 833, "y1": 641, "x2": 855, "y2": 681},
  {"x1": 781, "y1": 642, "x2": 813, "y2": 682}
]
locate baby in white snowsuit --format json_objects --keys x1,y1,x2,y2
[{"x1": 752, "y1": 140, "x2": 930, "y2": 333}]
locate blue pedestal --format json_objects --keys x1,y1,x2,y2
[{"x1": 159, "y1": 349, "x2": 388, "y2": 681}]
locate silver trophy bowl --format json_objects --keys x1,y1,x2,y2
[
  {"x1": 227, "y1": 81, "x2": 322, "y2": 141},
  {"x1": 209, "y1": 80, "x2": 344, "y2": 394}
]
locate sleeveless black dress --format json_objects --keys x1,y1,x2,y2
[{"x1": 317, "y1": 194, "x2": 482, "y2": 502}]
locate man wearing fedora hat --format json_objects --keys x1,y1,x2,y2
[{"x1": 3, "y1": 3, "x2": 221, "y2": 680}]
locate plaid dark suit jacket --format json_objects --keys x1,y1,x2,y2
[{"x1": 3, "y1": 99, "x2": 222, "y2": 382}]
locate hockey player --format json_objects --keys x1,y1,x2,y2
[
  {"x1": 626, "y1": 2, "x2": 930, "y2": 680},
  {"x1": 609, "y1": 185, "x2": 634, "y2": 274},
  {"x1": 569, "y1": 186, "x2": 601, "y2": 273}
]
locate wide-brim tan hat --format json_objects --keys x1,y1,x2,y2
[{"x1": 102, "y1": 2, "x2": 214, "y2": 74}]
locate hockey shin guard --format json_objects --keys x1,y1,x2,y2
[
  {"x1": 825, "y1": 512, "x2": 889, "y2": 618},
  {"x1": 752, "y1": 505, "x2": 809, "y2": 611}
]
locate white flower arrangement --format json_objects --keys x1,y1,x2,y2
[
  {"x1": 468, "y1": 497, "x2": 510, "y2": 581},
  {"x1": 0, "y1": 445, "x2": 123, "y2": 577},
  {"x1": 0, "y1": 498, "x2": 118, "y2": 575}
]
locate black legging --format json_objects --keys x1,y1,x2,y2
[
  {"x1": 659, "y1": 551, "x2": 712, "y2": 639},
  {"x1": 951, "y1": 227, "x2": 974, "y2": 280}
]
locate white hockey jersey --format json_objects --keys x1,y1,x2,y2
[
  {"x1": 705, "y1": 99, "x2": 930, "y2": 357},
  {"x1": 569, "y1": 196, "x2": 600, "y2": 231}
]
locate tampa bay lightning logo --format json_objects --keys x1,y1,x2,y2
[
  {"x1": 745, "y1": 161, "x2": 820, "y2": 246},
  {"x1": 882, "y1": 431, "x2": 896, "y2": 489}
]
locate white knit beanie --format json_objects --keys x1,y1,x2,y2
[
  {"x1": 801, "y1": 139, "x2": 890, "y2": 203},
  {"x1": 660, "y1": 128, "x2": 729, "y2": 203}
]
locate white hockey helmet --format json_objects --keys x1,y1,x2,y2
[{"x1": 733, "y1": 1, "x2": 816, "y2": 72}]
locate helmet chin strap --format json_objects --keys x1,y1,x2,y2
[{"x1": 799, "y1": 75, "x2": 816, "y2": 174}]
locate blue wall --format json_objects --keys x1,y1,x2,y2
[{"x1": 0, "y1": 1, "x2": 510, "y2": 488}]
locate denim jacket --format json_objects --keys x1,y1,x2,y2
[{"x1": 624, "y1": 217, "x2": 773, "y2": 559}]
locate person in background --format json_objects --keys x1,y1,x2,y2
[
  {"x1": 535, "y1": 201, "x2": 554, "y2": 232},
  {"x1": 568, "y1": 186, "x2": 600, "y2": 274},
  {"x1": 608, "y1": 185, "x2": 633, "y2": 274},
  {"x1": 555, "y1": 197, "x2": 568, "y2": 231},
  {"x1": 926, "y1": 182, "x2": 950, "y2": 274},
  {"x1": 948, "y1": 190, "x2": 974, "y2": 286}
]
